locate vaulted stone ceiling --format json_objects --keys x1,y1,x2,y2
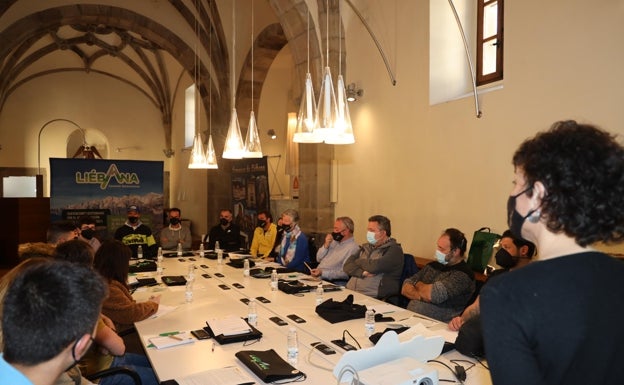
[{"x1": 0, "y1": 0, "x2": 336, "y2": 152}]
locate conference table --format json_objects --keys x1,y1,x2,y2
[{"x1": 130, "y1": 254, "x2": 492, "y2": 385}]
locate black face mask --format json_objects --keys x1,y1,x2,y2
[
  {"x1": 81, "y1": 228, "x2": 95, "y2": 240},
  {"x1": 495, "y1": 248, "x2": 517, "y2": 269},
  {"x1": 331, "y1": 231, "x2": 344, "y2": 242},
  {"x1": 280, "y1": 224, "x2": 292, "y2": 233},
  {"x1": 219, "y1": 218, "x2": 230, "y2": 226},
  {"x1": 507, "y1": 186, "x2": 535, "y2": 239},
  {"x1": 169, "y1": 217, "x2": 181, "y2": 225},
  {"x1": 128, "y1": 216, "x2": 139, "y2": 224},
  {"x1": 257, "y1": 220, "x2": 266, "y2": 228}
]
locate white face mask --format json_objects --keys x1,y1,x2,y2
[
  {"x1": 435, "y1": 249, "x2": 449, "y2": 265},
  {"x1": 366, "y1": 231, "x2": 377, "y2": 245}
]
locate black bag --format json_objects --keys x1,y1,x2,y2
[
  {"x1": 235, "y1": 349, "x2": 306, "y2": 383},
  {"x1": 466, "y1": 227, "x2": 501, "y2": 272},
  {"x1": 161, "y1": 275, "x2": 187, "y2": 286},
  {"x1": 128, "y1": 260, "x2": 157, "y2": 273},
  {"x1": 204, "y1": 322, "x2": 263, "y2": 345},
  {"x1": 227, "y1": 258, "x2": 256, "y2": 269},
  {"x1": 315, "y1": 294, "x2": 367, "y2": 323}
]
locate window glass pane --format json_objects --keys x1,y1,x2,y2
[
  {"x1": 483, "y1": 2, "x2": 498, "y2": 38},
  {"x1": 482, "y1": 41, "x2": 497, "y2": 75}
]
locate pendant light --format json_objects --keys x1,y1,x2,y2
[
  {"x1": 293, "y1": 9, "x2": 321, "y2": 143},
  {"x1": 223, "y1": 0, "x2": 245, "y2": 159},
  {"x1": 205, "y1": 17, "x2": 218, "y2": 169},
  {"x1": 243, "y1": 0, "x2": 263, "y2": 158},
  {"x1": 315, "y1": 0, "x2": 339, "y2": 142},
  {"x1": 188, "y1": 0, "x2": 209, "y2": 168},
  {"x1": 325, "y1": 0, "x2": 355, "y2": 145}
]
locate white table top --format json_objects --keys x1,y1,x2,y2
[{"x1": 129, "y1": 256, "x2": 492, "y2": 384}]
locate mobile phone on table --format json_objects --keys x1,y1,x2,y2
[{"x1": 191, "y1": 329, "x2": 211, "y2": 340}]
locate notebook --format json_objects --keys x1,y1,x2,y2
[{"x1": 205, "y1": 317, "x2": 263, "y2": 345}]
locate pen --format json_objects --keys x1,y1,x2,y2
[
  {"x1": 170, "y1": 334, "x2": 185, "y2": 341},
  {"x1": 304, "y1": 262, "x2": 312, "y2": 272}
]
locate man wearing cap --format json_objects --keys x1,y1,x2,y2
[{"x1": 114, "y1": 205, "x2": 157, "y2": 258}]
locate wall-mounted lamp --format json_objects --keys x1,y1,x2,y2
[
  {"x1": 267, "y1": 129, "x2": 276, "y2": 140},
  {"x1": 346, "y1": 83, "x2": 364, "y2": 102}
]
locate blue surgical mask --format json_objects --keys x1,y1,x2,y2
[
  {"x1": 366, "y1": 231, "x2": 377, "y2": 245},
  {"x1": 435, "y1": 250, "x2": 448, "y2": 265}
]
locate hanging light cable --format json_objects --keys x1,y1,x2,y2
[
  {"x1": 244, "y1": 0, "x2": 263, "y2": 158},
  {"x1": 293, "y1": 7, "x2": 321, "y2": 143},
  {"x1": 189, "y1": 0, "x2": 209, "y2": 168},
  {"x1": 205, "y1": 13, "x2": 218, "y2": 169},
  {"x1": 325, "y1": 0, "x2": 355, "y2": 145},
  {"x1": 315, "y1": 0, "x2": 339, "y2": 142},
  {"x1": 223, "y1": 0, "x2": 245, "y2": 159}
]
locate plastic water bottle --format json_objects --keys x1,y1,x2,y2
[
  {"x1": 177, "y1": 242, "x2": 183, "y2": 257},
  {"x1": 216, "y1": 241, "x2": 223, "y2": 265},
  {"x1": 156, "y1": 247, "x2": 163, "y2": 275},
  {"x1": 365, "y1": 308, "x2": 376, "y2": 337},
  {"x1": 199, "y1": 243, "x2": 205, "y2": 258},
  {"x1": 287, "y1": 327, "x2": 299, "y2": 366},
  {"x1": 247, "y1": 299, "x2": 258, "y2": 326},
  {"x1": 315, "y1": 283, "x2": 324, "y2": 306},
  {"x1": 185, "y1": 277, "x2": 194, "y2": 303},
  {"x1": 137, "y1": 245, "x2": 143, "y2": 259},
  {"x1": 270, "y1": 269, "x2": 278, "y2": 291},
  {"x1": 243, "y1": 258, "x2": 250, "y2": 277},
  {"x1": 188, "y1": 264, "x2": 195, "y2": 281}
]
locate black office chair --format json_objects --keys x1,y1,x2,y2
[
  {"x1": 383, "y1": 253, "x2": 419, "y2": 308},
  {"x1": 86, "y1": 366, "x2": 142, "y2": 385}
]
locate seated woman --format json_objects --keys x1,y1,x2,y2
[
  {"x1": 274, "y1": 209, "x2": 310, "y2": 272},
  {"x1": 94, "y1": 240, "x2": 160, "y2": 329}
]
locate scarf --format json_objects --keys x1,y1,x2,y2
[{"x1": 280, "y1": 225, "x2": 301, "y2": 265}]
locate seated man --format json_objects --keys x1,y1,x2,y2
[
  {"x1": 449, "y1": 230, "x2": 535, "y2": 357},
  {"x1": 311, "y1": 216, "x2": 360, "y2": 285},
  {"x1": 114, "y1": 205, "x2": 157, "y2": 258},
  {"x1": 77, "y1": 215, "x2": 101, "y2": 252},
  {"x1": 207, "y1": 209, "x2": 242, "y2": 251},
  {"x1": 401, "y1": 228, "x2": 475, "y2": 323},
  {"x1": 250, "y1": 210, "x2": 277, "y2": 258},
  {"x1": 159, "y1": 207, "x2": 192, "y2": 250},
  {"x1": 343, "y1": 215, "x2": 404, "y2": 299},
  {"x1": 0, "y1": 259, "x2": 107, "y2": 385}
]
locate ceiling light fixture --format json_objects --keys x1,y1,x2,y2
[
  {"x1": 205, "y1": 7, "x2": 218, "y2": 169},
  {"x1": 346, "y1": 83, "x2": 363, "y2": 102},
  {"x1": 267, "y1": 129, "x2": 276, "y2": 139},
  {"x1": 188, "y1": 0, "x2": 209, "y2": 169},
  {"x1": 314, "y1": 0, "x2": 339, "y2": 142},
  {"x1": 223, "y1": 0, "x2": 245, "y2": 159},
  {"x1": 243, "y1": 0, "x2": 263, "y2": 158}
]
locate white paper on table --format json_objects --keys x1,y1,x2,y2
[
  {"x1": 207, "y1": 315, "x2": 251, "y2": 336},
  {"x1": 148, "y1": 332, "x2": 195, "y2": 349},
  {"x1": 174, "y1": 366, "x2": 254, "y2": 385},
  {"x1": 145, "y1": 304, "x2": 177, "y2": 320},
  {"x1": 370, "y1": 303, "x2": 397, "y2": 314},
  {"x1": 398, "y1": 322, "x2": 458, "y2": 343}
]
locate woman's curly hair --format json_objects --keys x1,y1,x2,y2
[{"x1": 513, "y1": 120, "x2": 624, "y2": 246}]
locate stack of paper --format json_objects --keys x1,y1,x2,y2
[
  {"x1": 149, "y1": 331, "x2": 195, "y2": 349},
  {"x1": 207, "y1": 315, "x2": 252, "y2": 336}
]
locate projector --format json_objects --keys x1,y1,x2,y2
[{"x1": 356, "y1": 357, "x2": 438, "y2": 385}]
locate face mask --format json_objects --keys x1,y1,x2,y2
[
  {"x1": 331, "y1": 231, "x2": 344, "y2": 242},
  {"x1": 169, "y1": 217, "x2": 181, "y2": 225},
  {"x1": 366, "y1": 231, "x2": 377, "y2": 245},
  {"x1": 219, "y1": 218, "x2": 229, "y2": 226},
  {"x1": 435, "y1": 249, "x2": 449, "y2": 265},
  {"x1": 281, "y1": 224, "x2": 292, "y2": 233},
  {"x1": 257, "y1": 220, "x2": 266, "y2": 228},
  {"x1": 507, "y1": 186, "x2": 536, "y2": 239},
  {"x1": 495, "y1": 248, "x2": 517, "y2": 269},
  {"x1": 128, "y1": 216, "x2": 139, "y2": 224},
  {"x1": 81, "y1": 228, "x2": 95, "y2": 240}
]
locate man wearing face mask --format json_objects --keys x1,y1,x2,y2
[
  {"x1": 310, "y1": 217, "x2": 360, "y2": 285},
  {"x1": 249, "y1": 210, "x2": 277, "y2": 258},
  {"x1": 343, "y1": 215, "x2": 404, "y2": 299},
  {"x1": 114, "y1": 205, "x2": 157, "y2": 259},
  {"x1": 447, "y1": 230, "x2": 535, "y2": 357},
  {"x1": 77, "y1": 215, "x2": 101, "y2": 252},
  {"x1": 207, "y1": 209, "x2": 242, "y2": 252},
  {"x1": 159, "y1": 208, "x2": 192, "y2": 251},
  {"x1": 402, "y1": 228, "x2": 475, "y2": 323}
]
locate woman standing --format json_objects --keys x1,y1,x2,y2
[{"x1": 481, "y1": 121, "x2": 624, "y2": 384}]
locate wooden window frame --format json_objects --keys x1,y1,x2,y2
[{"x1": 476, "y1": 0, "x2": 504, "y2": 86}]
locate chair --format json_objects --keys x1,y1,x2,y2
[
  {"x1": 383, "y1": 253, "x2": 419, "y2": 308},
  {"x1": 86, "y1": 366, "x2": 142, "y2": 385}
]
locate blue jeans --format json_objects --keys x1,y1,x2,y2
[{"x1": 99, "y1": 353, "x2": 158, "y2": 385}]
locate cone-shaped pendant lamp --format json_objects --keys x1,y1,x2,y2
[
  {"x1": 243, "y1": 0, "x2": 263, "y2": 158},
  {"x1": 315, "y1": 66, "x2": 338, "y2": 142},
  {"x1": 188, "y1": 132, "x2": 209, "y2": 168},
  {"x1": 205, "y1": 133, "x2": 218, "y2": 168},
  {"x1": 294, "y1": 73, "x2": 321, "y2": 143},
  {"x1": 325, "y1": 74, "x2": 354, "y2": 144},
  {"x1": 223, "y1": 108, "x2": 245, "y2": 159}
]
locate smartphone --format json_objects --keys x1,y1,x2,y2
[
  {"x1": 201, "y1": 273, "x2": 211, "y2": 279},
  {"x1": 200, "y1": 264, "x2": 209, "y2": 268},
  {"x1": 232, "y1": 283, "x2": 245, "y2": 289},
  {"x1": 311, "y1": 342, "x2": 336, "y2": 355},
  {"x1": 218, "y1": 284, "x2": 230, "y2": 290},
  {"x1": 191, "y1": 329, "x2": 211, "y2": 340},
  {"x1": 256, "y1": 296, "x2": 271, "y2": 303},
  {"x1": 215, "y1": 273, "x2": 225, "y2": 277},
  {"x1": 269, "y1": 316, "x2": 288, "y2": 326},
  {"x1": 287, "y1": 314, "x2": 306, "y2": 323},
  {"x1": 240, "y1": 298, "x2": 250, "y2": 305}
]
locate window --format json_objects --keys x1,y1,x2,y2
[{"x1": 476, "y1": 0, "x2": 503, "y2": 85}]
